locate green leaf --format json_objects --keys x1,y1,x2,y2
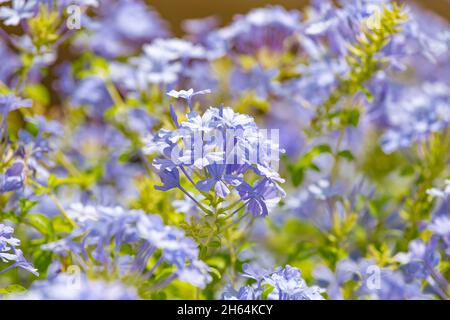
[
  {"x1": 208, "y1": 240, "x2": 222, "y2": 248},
  {"x1": 0, "y1": 284, "x2": 27, "y2": 295},
  {"x1": 209, "y1": 267, "x2": 222, "y2": 280},
  {"x1": 24, "y1": 84, "x2": 50, "y2": 106},
  {"x1": 52, "y1": 216, "x2": 73, "y2": 234},
  {"x1": 337, "y1": 150, "x2": 355, "y2": 161},
  {"x1": 26, "y1": 213, "x2": 53, "y2": 236},
  {"x1": 206, "y1": 256, "x2": 226, "y2": 270}
]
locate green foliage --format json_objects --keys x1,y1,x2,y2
[
  {"x1": 28, "y1": 4, "x2": 60, "y2": 49},
  {"x1": 311, "y1": 4, "x2": 408, "y2": 133},
  {"x1": 288, "y1": 144, "x2": 332, "y2": 186}
]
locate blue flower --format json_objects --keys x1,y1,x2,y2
[
  {"x1": 237, "y1": 178, "x2": 285, "y2": 217},
  {"x1": 230, "y1": 64, "x2": 278, "y2": 100},
  {"x1": 153, "y1": 160, "x2": 181, "y2": 191},
  {"x1": 0, "y1": 157, "x2": 26, "y2": 193},
  {"x1": 314, "y1": 258, "x2": 431, "y2": 300},
  {"x1": 0, "y1": 224, "x2": 38, "y2": 276},
  {"x1": 223, "y1": 264, "x2": 325, "y2": 300},
  {"x1": 167, "y1": 88, "x2": 211, "y2": 111},
  {"x1": 1, "y1": 94, "x2": 32, "y2": 141},
  {"x1": 79, "y1": 0, "x2": 169, "y2": 59},
  {"x1": 0, "y1": 93, "x2": 32, "y2": 116},
  {"x1": 380, "y1": 82, "x2": 450, "y2": 154},
  {"x1": 210, "y1": 6, "x2": 301, "y2": 55},
  {"x1": 196, "y1": 164, "x2": 242, "y2": 198},
  {"x1": 113, "y1": 38, "x2": 216, "y2": 91},
  {"x1": 428, "y1": 215, "x2": 450, "y2": 253},
  {"x1": 0, "y1": 40, "x2": 20, "y2": 84},
  {"x1": 70, "y1": 76, "x2": 114, "y2": 116},
  {"x1": 145, "y1": 101, "x2": 285, "y2": 219},
  {"x1": 314, "y1": 259, "x2": 360, "y2": 300},
  {"x1": 395, "y1": 237, "x2": 441, "y2": 281},
  {"x1": 43, "y1": 204, "x2": 212, "y2": 289},
  {"x1": 13, "y1": 273, "x2": 139, "y2": 300},
  {"x1": 0, "y1": 0, "x2": 36, "y2": 26}
]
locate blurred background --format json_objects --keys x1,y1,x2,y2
[{"x1": 148, "y1": 0, "x2": 450, "y2": 35}]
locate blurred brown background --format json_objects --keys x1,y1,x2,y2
[{"x1": 147, "y1": 0, "x2": 450, "y2": 35}]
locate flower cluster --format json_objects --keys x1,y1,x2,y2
[
  {"x1": 76, "y1": 0, "x2": 168, "y2": 59},
  {"x1": 0, "y1": 224, "x2": 37, "y2": 276},
  {"x1": 314, "y1": 259, "x2": 431, "y2": 300},
  {"x1": 223, "y1": 264, "x2": 325, "y2": 300},
  {"x1": 111, "y1": 38, "x2": 217, "y2": 93},
  {"x1": 146, "y1": 91, "x2": 286, "y2": 218},
  {"x1": 0, "y1": 0, "x2": 449, "y2": 301},
  {"x1": 43, "y1": 204, "x2": 212, "y2": 289},
  {"x1": 13, "y1": 272, "x2": 139, "y2": 300},
  {"x1": 208, "y1": 6, "x2": 301, "y2": 55}
]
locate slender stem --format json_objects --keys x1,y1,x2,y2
[
  {"x1": 153, "y1": 273, "x2": 177, "y2": 290},
  {"x1": 144, "y1": 255, "x2": 164, "y2": 279},
  {"x1": 105, "y1": 79, "x2": 125, "y2": 116},
  {"x1": 0, "y1": 263, "x2": 16, "y2": 275},
  {"x1": 220, "y1": 199, "x2": 241, "y2": 213},
  {"x1": 48, "y1": 193, "x2": 77, "y2": 228},
  {"x1": 180, "y1": 165, "x2": 197, "y2": 189},
  {"x1": 225, "y1": 228, "x2": 237, "y2": 286},
  {"x1": 56, "y1": 152, "x2": 81, "y2": 177},
  {"x1": 231, "y1": 200, "x2": 249, "y2": 216},
  {"x1": 29, "y1": 179, "x2": 77, "y2": 227},
  {"x1": 178, "y1": 185, "x2": 211, "y2": 214},
  {"x1": 331, "y1": 128, "x2": 345, "y2": 184},
  {"x1": 232, "y1": 211, "x2": 250, "y2": 225}
]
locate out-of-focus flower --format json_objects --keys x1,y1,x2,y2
[
  {"x1": 380, "y1": 82, "x2": 450, "y2": 154},
  {"x1": 76, "y1": 0, "x2": 169, "y2": 58},
  {"x1": 395, "y1": 237, "x2": 440, "y2": 281},
  {"x1": 0, "y1": 157, "x2": 26, "y2": 193},
  {"x1": 145, "y1": 96, "x2": 285, "y2": 219},
  {"x1": 209, "y1": 6, "x2": 301, "y2": 55},
  {"x1": 314, "y1": 259, "x2": 431, "y2": 300},
  {"x1": 167, "y1": 88, "x2": 211, "y2": 111},
  {"x1": 223, "y1": 264, "x2": 325, "y2": 300},
  {"x1": 13, "y1": 273, "x2": 138, "y2": 300},
  {"x1": 0, "y1": 94, "x2": 32, "y2": 117},
  {"x1": 43, "y1": 204, "x2": 212, "y2": 289},
  {"x1": 0, "y1": 224, "x2": 38, "y2": 276},
  {"x1": 112, "y1": 38, "x2": 217, "y2": 91},
  {"x1": 0, "y1": 0, "x2": 36, "y2": 26}
]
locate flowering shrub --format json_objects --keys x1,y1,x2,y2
[{"x1": 0, "y1": 0, "x2": 449, "y2": 300}]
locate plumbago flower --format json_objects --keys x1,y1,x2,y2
[
  {"x1": 0, "y1": 0, "x2": 98, "y2": 27},
  {"x1": 380, "y1": 82, "x2": 450, "y2": 154},
  {"x1": 223, "y1": 264, "x2": 325, "y2": 300},
  {"x1": 12, "y1": 273, "x2": 139, "y2": 300},
  {"x1": 0, "y1": 224, "x2": 38, "y2": 276},
  {"x1": 111, "y1": 38, "x2": 217, "y2": 92},
  {"x1": 314, "y1": 259, "x2": 431, "y2": 300},
  {"x1": 145, "y1": 89, "x2": 286, "y2": 220},
  {"x1": 75, "y1": 0, "x2": 169, "y2": 59},
  {"x1": 0, "y1": 94, "x2": 32, "y2": 130},
  {"x1": 0, "y1": 0, "x2": 36, "y2": 26},
  {"x1": 42, "y1": 204, "x2": 212, "y2": 290},
  {"x1": 207, "y1": 6, "x2": 301, "y2": 55},
  {"x1": 0, "y1": 94, "x2": 32, "y2": 194},
  {"x1": 394, "y1": 237, "x2": 449, "y2": 299},
  {"x1": 0, "y1": 40, "x2": 20, "y2": 84},
  {"x1": 425, "y1": 181, "x2": 450, "y2": 254}
]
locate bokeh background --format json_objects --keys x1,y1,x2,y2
[{"x1": 148, "y1": 0, "x2": 450, "y2": 35}]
